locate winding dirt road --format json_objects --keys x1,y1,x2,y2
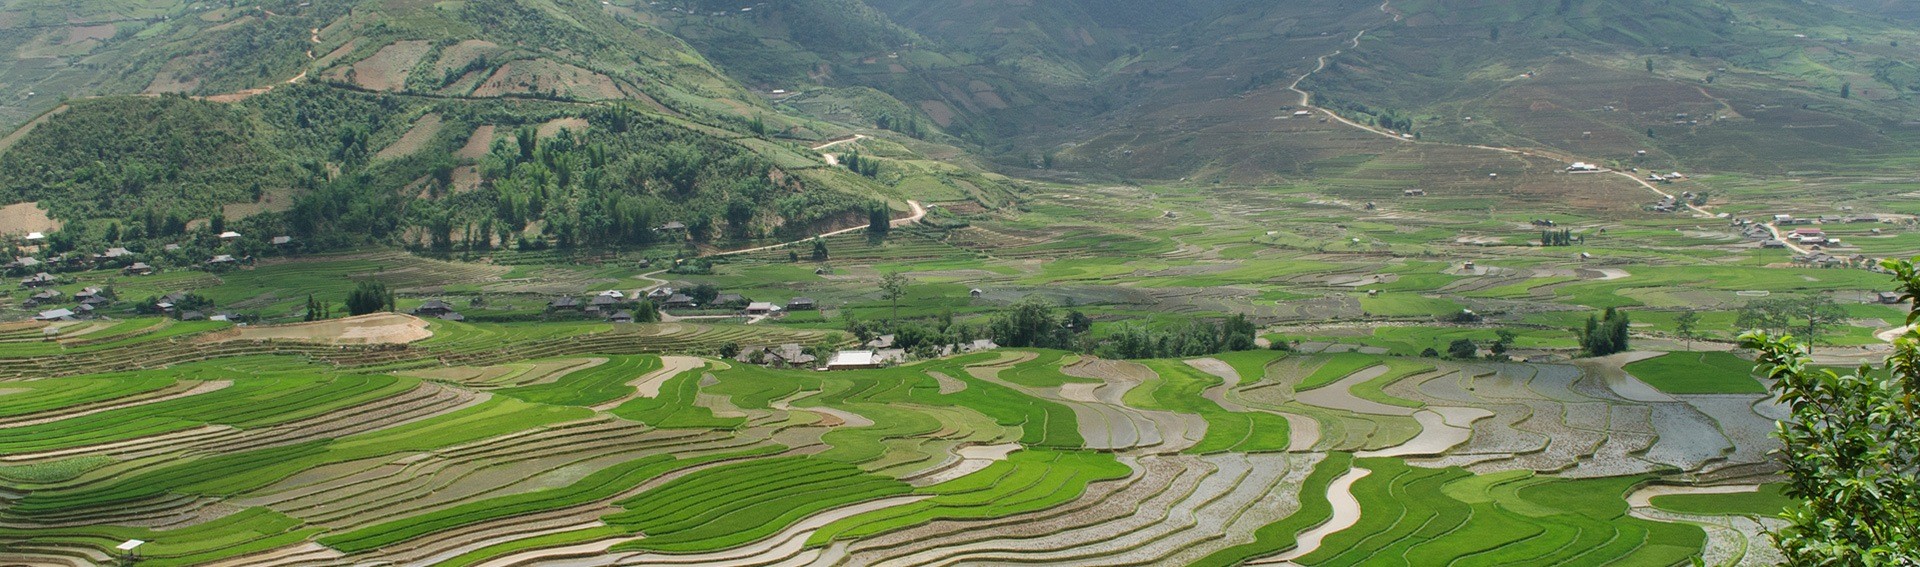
[{"x1": 1287, "y1": 0, "x2": 1715, "y2": 219}]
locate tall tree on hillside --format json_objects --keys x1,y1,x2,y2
[
  {"x1": 1743, "y1": 259, "x2": 1920, "y2": 565},
  {"x1": 868, "y1": 205, "x2": 892, "y2": 237},
  {"x1": 1841, "y1": 83, "x2": 1852, "y2": 99},
  {"x1": 879, "y1": 271, "x2": 908, "y2": 321},
  {"x1": 1674, "y1": 310, "x2": 1700, "y2": 351}
]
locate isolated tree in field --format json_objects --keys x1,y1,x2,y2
[
  {"x1": 1646, "y1": 58, "x2": 1654, "y2": 73},
  {"x1": 345, "y1": 281, "x2": 394, "y2": 316},
  {"x1": 879, "y1": 271, "x2": 908, "y2": 320},
  {"x1": 1448, "y1": 338, "x2": 1479, "y2": 359},
  {"x1": 811, "y1": 237, "x2": 829, "y2": 261},
  {"x1": 1742, "y1": 259, "x2": 1920, "y2": 565},
  {"x1": 1674, "y1": 310, "x2": 1701, "y2": 351},
  {"x1": 1841, "y1": 82, "x2": 1851, "y2": 99},
  {"x1": 1491, "y1": 329, "x2": 1517, "y2": 357}
]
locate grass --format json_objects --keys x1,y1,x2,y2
[
  {"x1": 1297, "y1": 458, "x2": 1705, "y2": 566},
  {"x1": 1211, "y1": 349, "x2": 1290, "y2": 384},
  {"x1": 807, "y1": 449, "x2": 1130, "y2": 545},
  {"x1": 1624, "y1": 351, "x2": 1768, "y2": 394},
  {"x1": 321, "y1": 446, "x2": 781, "y2": 552},
  {"x1": 1129, "y1": 360, "x2": 1290, "y2": 454},
  {"x1": 1298, "y1": 353, "x2": 1384, "y2": 391},
  {"x1": 13, "y1": 397, "x2": 588, "y2": 514},
  {"x1": 606, "y1": 456, "x2": 913, "y2": 552},
  {"x1": 495, "y1": 355, "x2": 661, "y2": 407},
  {"x1": 0, "y1": 367, "x2": 415, "y2": 454},
  {"x1": 609, "y1": 362, "x2": 744, "y2": 429},
  {"x1": 1649, "y1": 483, "x2": 1800, "y2": 517}
]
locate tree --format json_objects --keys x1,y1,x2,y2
[
  {"x1": 1646, "y1": 58, "x2": 1655, "y2": 73},
  {"x1": 1792, "y1": 296, "x2": 1848, "y2": 354},
  {"x1": 1448, "y1": 338, "x2": 1479, "y2": 359},
  {"x1": 344, "y1": 281, "x2": 393, "y2": 316},
  {"x1": 1738, "y1": 296, "x2": 1847, "y2": 353},
  {"x1": 868, "y1": 205, "x2": 892, "y2": 237},
  {"x1": 1841, "y1": 82, "x2": 1851, "y2": 99},
  {"x1": 1492, "y1": 329, "x2": 1517, "y2": 357},
  {"x1": 1740, "y1": 259, "x2": 1920, "y2": 565},
  {"x1": 1674, "y1": 310, "x2": 1701, "y2": 351},
  {"x1": 811, "y1": 237, "x2": 829, "y2": 261},
  {"x1": 879, "y1": 271, "x2": 908, "y2": 321},
  {"x1": 1580, "y1": 308, "x2": 1631, "y2": 356}
]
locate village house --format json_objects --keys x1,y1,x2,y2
[
  {"x1": 219, "y1": 231, "x2": 243, "y2": 241},
  {"x1": 713, "y1": 294, "x2": 750, "y2": 309},
  {"x1": 124, "y1": 262, "x2": 155, "y2": 276},
  {"x1": 271, "y1": 236, "x2": 294, "y2": 246},
  {"x1": 786, "y1": 297, "x2": 818, "y2": 311},
  {"x1": 35, "y1": 308, "x2": 75, "y2": 321},
  {"x1": 587, "y1": 294, "x2": 620, "y2": 314},
  {"x1": 95, "y1": 247, "x2": 133, "y2": 261},
  {"x1": 547, "y1": 296, "x2": 582, "y2": 311},
  {"x1": 607, "y1": 311, "x2": 635, "y2": 323},
  {"x1": 1879, "y1": 291, "x2": 1904, "y2": 304},
  {"x1": 738, "y1": 343, "x2": 817, "y2": 368},
  {"x1": 745, "y1": 302, "x2": 781, "y2": 316},
  {"x1": 1402, "y1": 188, "x2": 1427, "y2": 197},
  {"x1": 826, "y1": 350, "x2": 883, "y2": 370},
  {"x1": 413, "y1": 300, "x2": 455, "y2": 317},
  {"x1": 206, "y1": 254, "x2": 238, "y2": 267},
  {"x1": 1761, "y1": 239, "x2": 1788, "y2": 249},
  {"x1": 24, "y1": 289, "x2": 61, "y2": 307},
  {"x1": 663, "y1": 294, "x2": 697, "y2": 310},
  {"x1": 20, "y1": 272, "x2": 56, "y2": 288}
]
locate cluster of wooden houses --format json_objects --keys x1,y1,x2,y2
[
  {"x1": 542, "y1": 288, "x2": 822, "y2": 323},
  {"x1": 735, "y1": 336, "x2": 1000, "y2": 371}
]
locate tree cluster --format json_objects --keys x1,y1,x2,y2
[
  {"x1": 1540, "y1": 229, "x2": 1577, "y2": 247},
  {"x1": 1579, "y1": 307, "x2": 1631, "y2": 356},
  {"x1": 1741, "y1": 259, "x2": 1920, "y2": 564},
  {"x1": 1736, "y1": 295, "x2": 1847, "y2": 353}
]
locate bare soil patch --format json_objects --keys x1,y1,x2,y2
[
  {"x1": 343, "y1": 40, "x2": 431, "y2": 91},
  {"x1": 456, "y1": 125, "x2": 496, "y2": 160},
  {"x1": 375, "y1": 113, "x2": 443, "y2": 161},
  {"x1": 0, "y1": 202, "x2": 60, "y2": 235},
  {"x1": 201, "y1": 313, "x2": 433, "y2": 345},
  {"x1": 472, "y1": 60, "x2": 624, "y2": 100}
]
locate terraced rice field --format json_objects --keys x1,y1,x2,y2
[{"x1": 0, "y1": 322, "x2": 1791, "y2": 566}]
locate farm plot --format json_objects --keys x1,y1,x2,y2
[
  {"x1": 1294, "y1": 459, "x2": 1705, "y2": 566},
  {"x1": 0, "y1": 333, "x2": 1741, "y2": 564}
]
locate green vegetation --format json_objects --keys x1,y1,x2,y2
[
  {"x1": 497, "y1": 355, "x2": 662, "y2": 407},
  {"x1": 1649, "y1": 484, "x2": 1798, "y2": 517},
  {"x1": 1298, "y1": 459, "x2": 1704, "y2": 566},
  {"x1": 808, "y1": 449, "x2": 1130, "y2": 544},
  {"x1": 1624, "y1": 352, "x2": 1767, "y2": 394},
  {"x1": 1298, "y1": 354, "x2": 1384, "y2": 392},
  {"x1": 1128, "y1": 360, "x2": 1290, "y2": 454},
  {"x1": 607, "y1": 456, "x2": 912, "y2": 552}
]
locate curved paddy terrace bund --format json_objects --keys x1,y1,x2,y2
[{"x1": 0, "y1": 313, "x2": 1790, "y2": 567}]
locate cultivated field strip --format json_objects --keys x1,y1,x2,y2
[{"x1": 0, "y1": 340, "x2": 1769, "y2": 565}]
